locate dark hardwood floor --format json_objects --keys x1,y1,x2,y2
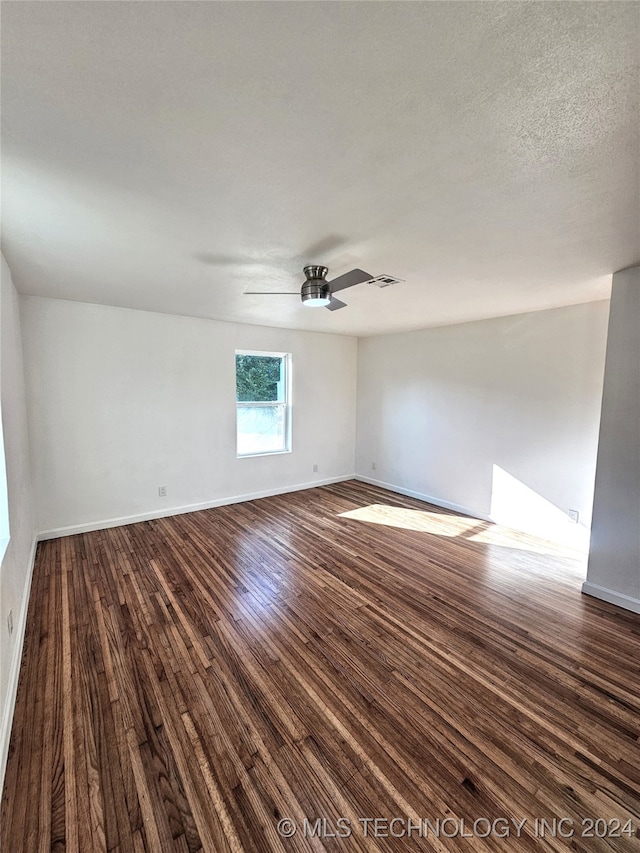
[{"x1": 2, "y1": 480, "x2": 639, "y2": 852}]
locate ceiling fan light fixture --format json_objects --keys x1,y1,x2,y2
[
  {"x1": 302, "y1": 292, "x2": 331, "y2": 308},
  {"x1": 301, "y1": 272, "x2": 331, "y2": 307}
]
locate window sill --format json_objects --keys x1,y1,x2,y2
[{"x1": 237, "y1": 449, "x2": 292, "y2": 459}]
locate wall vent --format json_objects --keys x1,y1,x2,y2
[{"x1": 367, "y1": 274, "x2": 404, "y2": 288}]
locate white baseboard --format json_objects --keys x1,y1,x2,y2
[
  {"x1": 37, "y1": 475, "x2": 353, "y2": 541},
  {"x1": 354, "y1": 474, "x2": 490, "y2": 522},
  {"x1": 0, "y1": 534, "x2": 38, "y2": 795},
  {"x1": 581, "y1": 582, "x2": 640, "y2": 615}
]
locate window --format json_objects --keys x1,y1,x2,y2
[{"x1": 236, "y1": 351, "x2": 291, "y2": 456}]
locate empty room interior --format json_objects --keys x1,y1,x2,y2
[{"x1": 1, "y1": 2, "x2": 639, "y2": 851}]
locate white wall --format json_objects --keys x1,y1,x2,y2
[
  {"x1": 356, "y1": 301, "x2": 609, "y2": 549},
  {"x1": 21, "y1": 297, "x2": 357, "y2": 535},
  {"x1": 584, "y1": 266, "x2": 640, "y2": 613},
  {"x1": 0, "y1": 255, "x2": 36, "y2": 790}
]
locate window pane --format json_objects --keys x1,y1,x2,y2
[
  {"x1": 236, "y1": 354, "x2": 284, "y2": 402},
  {"x1": 237, "y1": 405, "x2": 286, "y2": 454}
]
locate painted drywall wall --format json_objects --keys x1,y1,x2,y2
[
  {"x1": 584, "y1": 266, "x2": 640, "y2": 613},
  {"x1": 0, "y1": 255, "x2": 36, "y2": 791},
  {"x1": 21, "y1": 297, "x2": 357, "y2": 535},
  {"x1": 356, "y1": 301, "x2": 609, "y2": 549}
]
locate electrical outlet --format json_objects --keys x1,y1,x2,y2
[
  {"x1": 312, "y1": 464, "x2": 319, "y2": 473},
  {"x1": 7, "y1": 609, "x2": 13, "y2": 637},
  {"x1": 372, "y1": 462, "x2": 376, "y2": 471},
  {"x1": 568, "y1": 509, "x2": 579, "y2": 524},
  {"x1": 158, "y1": 485, "x2": 167, "y2": 497}
]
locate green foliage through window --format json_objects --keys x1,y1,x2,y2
[{"x1": 236, "y1": 355, "x2": 283, "y2": 402}]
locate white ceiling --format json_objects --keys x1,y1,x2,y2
[{"x1": 1, "y1": 1, "x2": 638, "y2": 337}]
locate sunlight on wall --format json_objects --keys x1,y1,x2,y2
[{"x1": 490, "y1": 465, "x2": 589, "y2": 552}]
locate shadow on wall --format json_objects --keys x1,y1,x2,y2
[
  {"x1": 0, "y1": 411, "x2": 9, "y2": 562},
  {"x1": 490, "y1": 465, "x2": 589, "y2": 552}
]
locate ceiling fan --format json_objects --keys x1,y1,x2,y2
[{"x1": 245, "y1": 265, "x2": 373, "y2": 311}]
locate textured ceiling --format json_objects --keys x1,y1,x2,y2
[{"x1": 1, "y1": 1, "x2": 639, "y2": 336}]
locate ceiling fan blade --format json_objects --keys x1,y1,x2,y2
[
  {"x1": 326, "y1": 297, "x2": 347, "y2": 311},
  {"x1": 327, "y1": 268, "x2": 372, "y2": 293},
  {"x1": 243, "y1": 292, "x2": 300, "y2": 295}
]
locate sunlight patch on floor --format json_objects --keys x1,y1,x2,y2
[
  {"x1": 465, "y1": 526, "x2": 585, "y2": 559},
  {"x1": 339, "y1": 501, "x2": 585, "y2": 559},
  {"x1": 338, "y1": 503, "x2": 478, "y2": 537}
]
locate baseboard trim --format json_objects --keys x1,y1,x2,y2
[
  {"x1": 37, "y1": 475, "x2": 354, "y2": 541},
  {"x1": 354, "y1": 474, "x2": 490, "y2": 522},
  {"x1": 581, "y1": 582, "x2": 640, "y2": 615},
  {"x1": 0, "y1": 534, "x2": 38, "y2": 795}
]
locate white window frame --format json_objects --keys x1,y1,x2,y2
[{"x1": 235, "y1": 350, "x2": 292, "y2": 458}]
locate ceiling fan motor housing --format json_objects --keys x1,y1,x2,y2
[{"x1": 301, "y1": 265, "x2": 331, "y2": 305}]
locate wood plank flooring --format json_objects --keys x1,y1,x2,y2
[{"x1": 2, "y1": 480, "x2": 640, "y2": 852}]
